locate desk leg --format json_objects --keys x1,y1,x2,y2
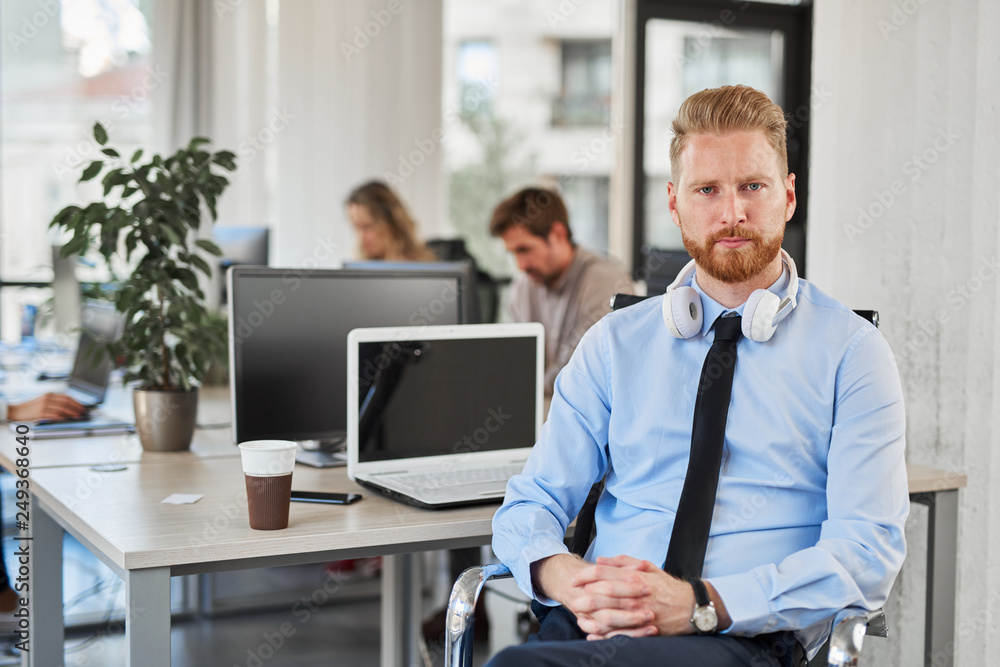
[
  {"x1": 381, "y1": 553, "x2": 422, "y2": 667},
  {"x1": 915, "y1": 489, "x2": 958, "y2": 667},
  {"x1": 27, "y1": 498, "x2": 64, "y2": 667},
  {"x1": 124, "y1": 567, "x2": 171, "y2": 667}
]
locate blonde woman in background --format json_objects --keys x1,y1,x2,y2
[{"x1": 346, "y1": 181, "x2": 436, "y2": 261}]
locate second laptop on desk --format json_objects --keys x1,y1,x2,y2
[
  {"x1": 346, "y1": 322, "x2": 543, "y2": 509},
  {"x1": 29, "y1": 322, "x2": 134, "y2": 439}
]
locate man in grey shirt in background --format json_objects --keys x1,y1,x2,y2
[{"x1": 490, "y1": 187, "x2": 634, "y2": 406}]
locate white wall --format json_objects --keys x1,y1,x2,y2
[
  {"x1": 808, "y1": 1, "x2": 1000, "y2": 664},
  {"x1": 275, "y1": 0, "x2": 445, "y2": 269}
]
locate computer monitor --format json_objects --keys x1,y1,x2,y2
[
  {"x1": 51, "y1": 245, "x2": 81, "y2": 335},
  {"x1": 213, "y1": 227, "x2": 270, "y2": 267},
  {"x1": 80, "y1": 299, "x2": 123, "y2": 340},
  {"x1": 228, "y1": 266, "x2": 469, "y2": 447},
  {"x1": 212, "y1": 227, "x2": 270, "y2": 307},
  {"x1": 342, "y1": 260, "x2": 481, "y2": 324}
]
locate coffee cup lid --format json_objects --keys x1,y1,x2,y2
[{"x1": 238, "y1": 440, "x2": 297, "y2": 476}]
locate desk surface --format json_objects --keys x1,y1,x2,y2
[
  {"x1": 0, "y1": 385, "x2": 236, "y2": 470},
  {"x1": 906, "y1": 463, "x2": 967, "y2": 494},
  {"x1": 29, "y1": 459, "x2": 495, "y2": 572},
  {"x1": 26, "y1": 457, "x2": 965, "y2": 575}
]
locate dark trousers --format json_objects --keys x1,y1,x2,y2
[{"x1": 484, "y1": 602, "x2": 804, "y2": 667}]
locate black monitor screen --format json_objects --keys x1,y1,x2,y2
[
  {"x1": 356, "y1": 336, "x2": 538, "y2": 462},
  {"x1": 229, "y1": 267, "x2": 465, "y2": 444}
]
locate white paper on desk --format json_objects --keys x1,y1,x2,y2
[{"x1": 161, "y1": 493, "x2": 204, "y2": 505}]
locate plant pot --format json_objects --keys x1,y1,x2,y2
[{"x1": 133, "y1": 387, "x2": 199, "y2": 452}]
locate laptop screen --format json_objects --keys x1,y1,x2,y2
[
  {"x1": 355, "y1": 335, "x2": 539, "y2": 463},
  {"x1": 67, "y1": 329, "x2": 113, "y2": 401}
]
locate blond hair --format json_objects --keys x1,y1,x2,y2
[
  {"x1": 670, "y1": 85, "x2": 788, "y2": 181},
  {"x1": 346, "y1": 181, "x2": 436, "y2": 261}
]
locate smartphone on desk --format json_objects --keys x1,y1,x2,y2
[{"x1": 290, "y1": 490, "x2": 362, "y2": 505}]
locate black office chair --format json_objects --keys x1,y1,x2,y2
[
  {"x1": 426, "y1": 237, "x2": 500, "y2": 323},
  {"x1": 444, "y1": 295, "x2": 887, "y2": 667},
  {"x1": 639, "y1": 245, "x2": 692, "y2": 295}
]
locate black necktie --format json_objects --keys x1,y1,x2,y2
[{"x1": 663, "y1": 314, "x2": 743, "y2": 579}]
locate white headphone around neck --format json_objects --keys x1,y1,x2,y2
[{"x1": 661, "y1": 248, "x2": 799, "y2": 343}]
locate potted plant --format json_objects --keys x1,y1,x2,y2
[{"x1": 50, "y1": 122, "x2": 237, "y2": 451}]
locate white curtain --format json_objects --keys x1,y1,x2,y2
[{"x1": 152, "y1": 0, "x2": 214, "y2": 152}]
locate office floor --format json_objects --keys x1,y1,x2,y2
[
  {"x1": 0, "y1": 590, "x2": 496, "y2": 667},
  {"x1": 0, "y1": 534, "x2": 503, "y2": 667}
]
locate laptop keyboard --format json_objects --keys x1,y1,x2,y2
[{"x1": 391, "y1": 463, "x2": 523, "y2": 492}]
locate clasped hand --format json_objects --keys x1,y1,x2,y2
[{"x1": 549, "y1": 554, "x2": 697, "y2": 640}]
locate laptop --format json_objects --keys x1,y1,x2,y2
[
  {"x1": 62, "y1": 328, "x2": 114, "y2": 408},
  {"x1": 346, "y1": 322, "x2": 544, "y2": 509},
  {"x1": 27, "y1": 305, "x2": 133, "y2": 436}
]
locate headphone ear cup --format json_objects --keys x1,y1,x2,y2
[
  {"x1": 663, "y1": 286, "x2": 703, "y2": 339},
  {"x1": 743, "y1": 289, "x2": 780, "y2": 342}
]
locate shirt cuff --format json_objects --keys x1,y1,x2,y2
[
  {"x1": 518, "y1": 540, "x2": 570, "y2": 606},
  {"x1": 706, "y1": 571, "x2": 774, "y2": 636}
]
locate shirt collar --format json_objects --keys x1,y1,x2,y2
[{"x1": 690, "y1": 264, "x2": 791, "y2": 338}]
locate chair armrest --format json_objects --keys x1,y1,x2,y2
[
  {"x1": 863, "y1": 608, "x2": 888, "y2": 638},
  {"x1": 445, "y1": 563, "x2": 513, "y2": 667},
  {"x1": 826, "y1": 614, "x2": 869, "y2": 666}
]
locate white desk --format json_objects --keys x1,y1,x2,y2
[{"x1": 24, "y1": 458, "x2": 495, "y2": 667}]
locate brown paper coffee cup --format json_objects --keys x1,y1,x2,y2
[{"x1": 245, "y1": 472, "x2": 293, "y2": 530}]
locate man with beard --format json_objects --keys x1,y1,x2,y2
[
  {"x1": 486, "y1": 85, "x2": 908, "y2": 667},
  {"x1": 490, "y1": 188, "x2": 633, "y2": 407}
]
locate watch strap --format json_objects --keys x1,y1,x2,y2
[{"x1": 691, "y1": 578, "x2": 711, "y2": 607}]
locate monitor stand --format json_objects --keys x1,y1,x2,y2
[{"x1": 295, "y1": 437, "x2": 347, "y2": 468}]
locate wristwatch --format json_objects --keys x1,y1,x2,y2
[{"x1": 689, "y1": 579, "x2": 718, "y2": 634}]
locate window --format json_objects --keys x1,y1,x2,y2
[
  {"x1": 553, "y1": 40, "x2": 611, "y2": 127},
  {"x1": 0, "y1": 0, "x2": 154, "y2": 341},
  {"x1": 456, "y1": 40, "x2": 498, "y2": 119},
  {"x1": 442, "y1": 0, "x2": 620, "y2": 280}
]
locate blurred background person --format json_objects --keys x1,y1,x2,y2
[
  {"x1": 490, "y1": 187, "x2": 633, "y2": 407},
  {"x1": 346, "y1": 181, "x2": 437, "y2": 261}
]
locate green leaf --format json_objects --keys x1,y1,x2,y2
[
  {"x1": 49, "y1": 205, "x2": 81, "y2": 229},
  {"x1": 80, "y1": 160, "x2": 104, "y2": 182},
  {"x1": 194, "y1": 239, "x2": 223, "y2": 256},
  {"x1": 160, "y1": 224, "x2": 181, "y2": 246},
  {"x1": 211, "y1": 151, "x2": 237, "y2": 171},
  {"x1": 189, "y1": 253, "x2": 212, "y2": 276},
  {"x1": 131, "y1": 148, "x2": 144, "y2": 163},
  {"x1": 101, "y1": 147, "x2": 120, "y2": 158},
  {"x1": 94, "y1": 122, "x2": 108, "y2": 146},
  {"x1": 188, "y1": 137, "x2": 211, "y2": 151},
  {"x1": 124, "y1": 231, "x2": 138, "y2": 259},
  {"x1": 102, "y1": 169, "x2": 124, "y2": 196},
  {"x1": 177, "y1": 269, "x2": 199, "y2": 291},
  {"x1": 62, "y1": 232, "x2": 90, "y2": 256}
]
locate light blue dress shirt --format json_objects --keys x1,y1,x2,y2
[{"x1": 491, "y1": 268, "x2": 909, "y2": 655}]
